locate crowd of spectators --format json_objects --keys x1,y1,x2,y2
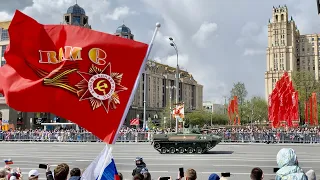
[
  {"x1": 1, "y1": 126, "x2": 320, "y2": 143},
  {"x1": 0, "y1": 148, "x2": 317, "y2": 180}
]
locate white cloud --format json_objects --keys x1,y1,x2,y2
[
  {"x1": 104, "y1": 6, "x2": 136, "y2": 21},
  {"x1": 154, "y1": 54, "x2": 189, "y2": 68},
  {"x1": 236, "y1": 22, "x2": 267, "y2": 47},
  {"x1": 0, "y1": 12, "x2": 12, "y2": 21},
  {"x1": 192, "y1": 22, "x2": 218, "y2": 48},
  {"x1": 243, "y1": 49, "x2": 265, "y2": 56}
]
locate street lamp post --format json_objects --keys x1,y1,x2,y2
[
  {"x1": 143, "y1": 67, "x2": 147, "y2": 130},
  {"x1": 210, "y1": 103, "x2": 213, "y2": 127},
  {"x1": 169, "y1": 37, "x2": 179, "y2": 132},
  {"x1": 143, "y1": 61, "x2": 156, "y2": 130},
  {"x1": 166, "y1": 85, "x2": 175, "y2": 130}
]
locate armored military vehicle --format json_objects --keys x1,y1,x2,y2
[{"x1": 151, "y1": 125, "x2": 222, "y2": 154}]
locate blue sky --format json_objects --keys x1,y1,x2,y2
[{"x1": 1, "y1": 0, "x2": 320, "y2": 103}]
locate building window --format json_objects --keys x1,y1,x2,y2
[
  {"x1": 0, "y1": 59, "x2": 5, "y2": 66},
  {"x1": 1, "y1": 29, "x2": 8, "y2": 41},
  {"x1": 1, "y1": 45, "x2": 7, "y2": 57},
  {"x1": 72, "y1": 16, "x2": 81, "y2": 24},
  {"x1": 312, "y1": 38, "x2": 315, "y2": 41}
]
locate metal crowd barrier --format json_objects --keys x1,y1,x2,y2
[{"x1": 0, "y1": 131, "x2": 320, "y2": 143}]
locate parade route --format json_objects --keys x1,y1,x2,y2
[{"x1": 1, "y1": 142, "x2": 320, "y2": 180}]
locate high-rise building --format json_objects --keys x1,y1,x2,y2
[{"x1": 265, "y1": 5, "x2": 319, "y2": 101}]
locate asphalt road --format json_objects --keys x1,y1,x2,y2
[{"x1": 0, "y1": 142, "x2": 319, "y2": 180}]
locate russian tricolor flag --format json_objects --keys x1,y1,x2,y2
[{"x1": 81, "y1": 145, "x2": 120, "y2": 180}]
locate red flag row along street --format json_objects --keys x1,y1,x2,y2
[
  {"x1": 0, "y1": 10, "x2": 149, "y2": 144},
  {"x1": 228, "y1": 96, "x2": 240, "y2": 125},
  {"x1": 305, "y1": 92, "x2": 319, "y2": 126},
  {"x1": 268, "y1": 71, "x2": 319, "y2": 128}
]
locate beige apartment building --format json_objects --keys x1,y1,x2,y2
[
  {"x1": 0, "y1": 3, "x2": 203, "y2": 129},
  {"x1": 265, "y1": 5, "x2": 320, "y2": 101},
  {"x1": 127, "y1": 60, "x2": 203, "y2": 125},
  {"x1": 0, "y1": 21, "x2": 12, "y2": 125}
]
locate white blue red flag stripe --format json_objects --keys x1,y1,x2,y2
[{"x1": 81, "y1": 145, "x2": 120, "y2": 180}]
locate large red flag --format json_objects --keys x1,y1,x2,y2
[
  {"x1": 229, "y1": 99, "x2": 235, "y2": 125},
  {"x1": 290, "y1": 91, "x2": 299, "y2": 121},
  {"x1": 305, "y1": 101, "x2": 309, "y2": 124},
  {"x1": 314, "y1": 93, "x2": 319, "y2": 126},
  {"x1": 309, "y1": 96, "x2": 313, "y2": 125},
  {"x1": 227, "y1": 103, "x2": 231, "y2": 125},
  {"x1": 268, "y1": 94, "x2": 272, "y2": 121},
  {"x1": 272, "y1": 95, "x2": 280, "y2": 128},
  {"x1": 0, "y1": 11, "x2": 149, "y2": 143},
  {"x1": 233, "y1": 96, "x2": 240, "y2": 125}
]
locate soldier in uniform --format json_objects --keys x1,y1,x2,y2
[{"x1": 132, "y1": 157, "x2": 148, "y2": 176}]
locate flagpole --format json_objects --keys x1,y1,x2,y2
[
  {"x1": 112, "y1": 23, "x2": 161, "y2": 144},
  {"x1": 97, "y1": 145, "x2": 113, "y2": 180}
]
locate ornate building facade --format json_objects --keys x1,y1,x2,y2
[
  {"x1": 0, "y1": 3, "x2": 203, "y2": 129},
  {"x1": 265, "y1": 5, "x2": 320, "y2": 101}
]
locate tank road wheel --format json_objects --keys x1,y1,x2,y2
[
  {"x1": 177, "y1": 147, "x2": 184, "y2": 154},
  {"x1": 160, "y1": 147, "x2": 167, "y2": 154},
  {"x1": 154, "y1": 143, "x2": 161, "y2": 149},
  {"x1": 195, "y1": 147, "x2": 203, "y2": 154},
  {"x1": 187, "y1": 147, "x2": 194, "y2": 154},
  {"x1": 169, "y1": 147, "x2": 176, "y2": 154}
]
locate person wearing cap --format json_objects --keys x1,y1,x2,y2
[
  {"x1": 29, "y1": 170, "x2": 40, "y2": 180},
  {"x1": 208, "y1": 173, "x2": 220, "y2": 180},
  {"x1": 132, "y1": 157, "x2": 148, "y2": 176}
]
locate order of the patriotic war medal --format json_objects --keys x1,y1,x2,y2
[{"x1": 28, "y1": 46, "x2": 128, "y2": 113}]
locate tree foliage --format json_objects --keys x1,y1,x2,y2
[
  {"x1": 185, "y1": 110, "x2": 229, "y2": 126},
  {"x1": 159, "y1": 103, "x2": 175, "y2": 129},
  {"x1": 291, "y1": 71, "x2": 320, "y2": 121},
  {"x1": 230, "y1": 82, "x2": 248, "y2": 105},
  {"x1": 291, "y1": 71, "x2": 320, "y2": 103},
  {"x1": 241, "y1": 97, "x2": 268, "y2": 124}
]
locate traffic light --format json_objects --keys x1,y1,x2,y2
[{"x1": 317, "y1": 0, "x2": 320, "y2": 14}]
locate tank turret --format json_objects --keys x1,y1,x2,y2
[{"x1": 151, "y1": 124, "x2": 222, "y2": 154}]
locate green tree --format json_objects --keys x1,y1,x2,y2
[
  {"x1": 229, "y1": 82, "x2": 248, "y2": 123},
  {"x1": 159, "y1": 104, "x2": 175, "y2": 129},
  {"x1": 240, "y1": 97, "x2": 268, "y2": 125},
  {"x1": 250, "y1": 96, "x2": 268, "y2": 124},
  {"x1": 291, "y1": 71, "x2": 320, "y2": 121},
  {"x1": 185, "y1": 110, "x2": 228, "y2": 126},
  {"x1": 229, "y1": 82, "x2": 248, "y2": 105},
  {"x1": 239, "y1": 100, "x2": 251, "y2": 124}
]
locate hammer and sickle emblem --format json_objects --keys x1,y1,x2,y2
[{"x1": 94, "y1": 80, "x2": 109, "y2": 95}]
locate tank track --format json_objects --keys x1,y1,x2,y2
[{"x1": 152, "y1": 141, "x2": 218, "y2": 154}]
